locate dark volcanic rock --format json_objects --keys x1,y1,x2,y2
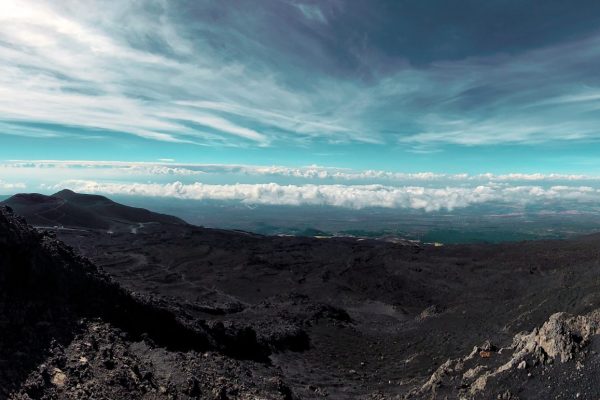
[
  {"x1": 0, "y1": 207, "x2": 296, "y2": 399},
  {"x1": 54, "y1": 214, "x2": 600, "y2": 398},
  {"x1": 11, "y1": 321, "x2": 293, "y2": 400},
  {"x1": 1, "y1": 190, "x2": 186, "y2": 230},
  {"x1": 411, "y1": 310, "x2": 600, "y2": 399},
  {"x1": 6, "y1": 192, "x2": 600, "y2": 399}
]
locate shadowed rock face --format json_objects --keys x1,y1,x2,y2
[
  {"x1": 1, "y1": 190, "x2": 186, "y2": 230},
  {"x1": 0, "y1": 205, "x2": 211, "y2": 353}
]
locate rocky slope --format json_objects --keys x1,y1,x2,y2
[
  {"x1": 1, "y1": 190, "x2": 185, "y2": 230},
  {"x1": 5, "y1": 193, "x2": 600, "y2": 399},
  {"x1": 412, "y1": 310, "x2": 600, "y2": 399},
  {"x1": 55, "y1": 213, "x2": 600, "y2": 399},
  {"x1": 0, "y1": 206, "x2": 296, "y2": 399}
]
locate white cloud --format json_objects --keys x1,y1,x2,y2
[
  {"x1": 4, "y1": 160, "x2": 205, "y2": 177},
  {"x1": 4, "y1": 0, "x2": 600, "y2": 150},
  {"x1": 0, "y1": 0, "x2": 363, "y2": 146},
  {"x1": 0, "y1": 180, "x2": 26, "y2": 191},
  {"x1": 5, "y1": 160, "x2": 600, "y2": 183},
  {"x1": 5, "y1": 160, "x2": 600, "y2": 210},
  {"x1": 294, "y1": 3, "x2": 327, "y2": 23},
  {"x1": 154, "y1": 111, "x2": 268, "y2": 144},
  {"x1": 46, "y1": 180, "x2": 600, "y2": 212}
]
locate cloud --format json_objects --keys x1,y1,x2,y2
[
  {"x1": 0, "y1": 180, "x2": 26, "y2": 191},
  {"x1": 6, "y1": 160, "x2": 600, "y2": 183},
  {"x1": 155, "y1": 111, "x2": 268, "y2": 144},
  {"x1": 2, "y1": 0, "x2": 600, "y2": 151},
  {"x1": 45, "y1": 179, "x2": 600, "y2": 212},
  {"x1": 0, "y1": 3, "x2": 242, "y2": 144},
  {"x1": 0, "y1": 0, "x2": 364, "y2": 146},
  {"x1": 4, "y1": 160, "x2": 205, "y2": 177},
  {"x1": 293, "y1": 3, "x2": 327, "y2": 23},
  {"x1": 6, "y1": 159, "x2": 600, "y2": 211}
]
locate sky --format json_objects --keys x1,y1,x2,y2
[{"x1": 3, "y1": 0, "x2": 600, "y2": 211}]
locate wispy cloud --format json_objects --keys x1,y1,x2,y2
[
  {"x1": 4, "y1": 160, "x2": 205, "y2": 177},
  {"x1": 0, "y1": 0, "x2": 368, "y2": 146},
  {"x1": 6, "y1": 160, "x2": 600, "y2": 183},
  {"x1": 2, "y1": 0, "x2": 600, "y2": 153},
  {"x1": 293, "y1": 3, "x2": 327, "y2": 23}
]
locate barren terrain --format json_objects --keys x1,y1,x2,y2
[{"x1": 3, "y1": 191, "x2": 600, "y2": 399}]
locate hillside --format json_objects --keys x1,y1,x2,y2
[
  {"x1": 3, "y1": 195, "x2": 600, "y2": 398},
  {"x1": 1, "y1": 189, "x2": 186, "y2": 230},
  {"x1": 0, "y1": 206, "x2": 296, "y2": 399}
]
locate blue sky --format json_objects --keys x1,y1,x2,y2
[{"x1": 3, "y1": 1, "x2": 600, "y2": 210}]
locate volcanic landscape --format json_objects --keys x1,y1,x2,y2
[{"x1": 2, "y1": 189, "x2": 600, "y2": 399}]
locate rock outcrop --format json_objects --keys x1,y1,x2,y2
[{"x1": 414, "y1": 310, "x2": 600, "y2": 399}]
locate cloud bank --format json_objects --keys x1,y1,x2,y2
[
  {"x1": 49, "y1": 180, "x2": 600, "y2": 212},
  {"x1": 0, "y1": 180, "x2": 26, "y2": 191},
  {"x1": 6, "y1": 160, "x2": 599, "y2": 211}
]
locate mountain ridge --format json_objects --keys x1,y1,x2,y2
[{"x1": 1, "y1": 189, "x2": 186, "y2": 230}]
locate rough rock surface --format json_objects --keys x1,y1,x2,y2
[
  {"x1": 0, "y1": 207, "x2": 295, "y2": 399},
  {"x1": 6, "y1": 196, "x2": 600, "y2": 399},
  {"x1": 413, "y1": 310, "x2": 600, "y2": 399},
  {"x1": 11, "y1": 321, "x2": 292, "y2": 400}
]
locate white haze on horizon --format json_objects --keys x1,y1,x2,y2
[{"x1": 41, "y1": 179, "x2": 600, "y2": 212}]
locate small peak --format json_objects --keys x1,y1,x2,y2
[{"x1": 52, "y1": 189, "x2": 77, "y2": 198}]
